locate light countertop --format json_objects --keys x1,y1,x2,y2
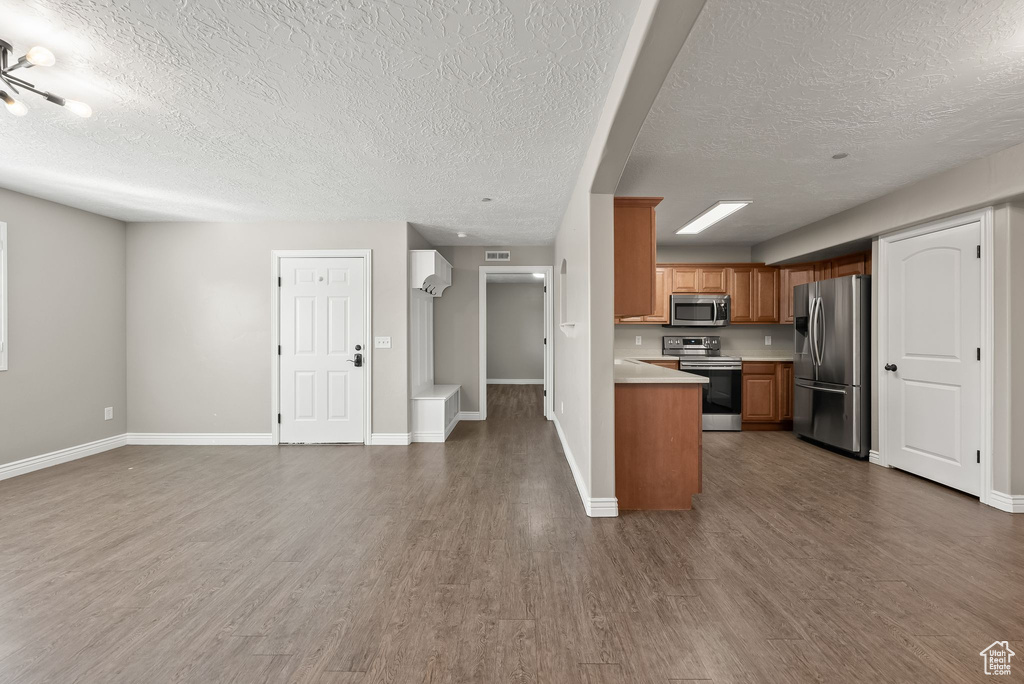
[{"x1": 614, "y1": 358, "x2": 709, "y2": 384}]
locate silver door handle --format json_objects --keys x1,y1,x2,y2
[
  {"x1": 795, "y1": 381, "x2": 847, "y2": 395},
  {"x1": 816, "y1": 297, "x2": 826, "y2": 365},
  {"x1": 808, "y1": 297, "x2": 819, "y2": 366}
]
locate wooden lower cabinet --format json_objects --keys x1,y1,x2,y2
[{"x1": 741, "y1": 361, "x2": 793, "y2": 430}]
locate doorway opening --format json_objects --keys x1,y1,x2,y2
[{"x1": 478, "y1": 266, "x2": 553, "y2": 421}]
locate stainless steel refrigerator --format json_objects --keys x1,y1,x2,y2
[{"x1": 792, "y1": 275, "x2": 870, "y2": 457}]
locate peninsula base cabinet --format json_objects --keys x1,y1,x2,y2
[{"x1": 741, "y1": 361, "x2": 793, "y2": 431}]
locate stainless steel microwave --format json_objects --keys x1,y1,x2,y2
[{"x1": 669, "y1": 294, "x2": 731, "y2": 327}]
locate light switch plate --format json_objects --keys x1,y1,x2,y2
[
  {"x1": 635, "y1": 336, "x2": 642, "y2": 346},
  {"x1": 374, "y1": 336, "x2": 392, "y2": 349},
  {"x1": 104, "y1": 407, "x2": 113, "y2": 421},
  {"x1": 764, "y1": 335, "x2": 772, "y2": 346}
]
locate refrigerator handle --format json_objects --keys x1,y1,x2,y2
[
  {"x1": 816, "y1": 297, "x2": 826, "y2": 366},
  {"x1": 809, "y1": 296, "x2": 819, "y2": 367}
]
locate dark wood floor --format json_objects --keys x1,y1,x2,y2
[{"x1": 1, "y1": 384, "x2": 1021, "y2": 683}]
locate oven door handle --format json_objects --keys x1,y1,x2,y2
[
  {"x1": 795, "y1": 381, "x2": 847, "y2": 395},
  {"x1": 679, "y1": 364, "x2": 742, "y2": 371}
]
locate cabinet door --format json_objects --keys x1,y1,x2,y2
[
  {"x1": 614, "y1": 198, "x2": 661, "y2": 316},
  {"x1": 753, "y1": 267, "x2": 779, "y2": 322},
  {"x1": 644, "y1": 267, "x2": 670, "y2": 323},
  {"x1": 830, "y1": 253, "x2": 867, "y2": 278},
  {"x1": 728, "y1": 267, "x2": 754, "y2": 323},
  {"x1": 779, "y1": 264, "x2": 815, "y2": 324},
  {"x1": 778, "y1": 362, "x2": 793, "y2": 421},
  {"x1": 814, "y1": 261, "x2": 832, "y2": 281},
  {"x1": 741, "y1": 362, "x2": 778, "y2": 422},
  {"x1": 698, "y1": 267, "x2": 728, "y2": 293},
  {"x1": 616, "y1": 315, "x2": 646, "y2": 324},
  {"x1": 672, "y1": 266, "x2": 699, "y2": 293}
]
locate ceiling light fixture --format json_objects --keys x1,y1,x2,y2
[
  {"x1": 676, "y1": 200, "x2": 751, "y2": 235},
  {"x1": 457, "y1": 232, "x2": 468, "y2": 238},
  {"x1": 0, "y1": 38, "x2": 92, "y2": 118},
  {"x1": 832, "y1": 152, "x2": 849, "y2": 160}
]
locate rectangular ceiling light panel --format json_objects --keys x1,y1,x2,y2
[{"x1": 677, "y1": 201, "x2": 751, "y2": 234}]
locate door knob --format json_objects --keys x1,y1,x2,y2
[
  {"x1": 884, "y1": 363, "x2": 898, "y2": 372},
  {"x1": 348, "y1": 353, "x2": 363, "y2": 367}
]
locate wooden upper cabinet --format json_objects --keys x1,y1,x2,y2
[
  {"x1": 779, "y1": 263, "x2": 815, "y2": 325},
  {"x1": 613, "y1": 197, "x2": 662, "y2": 317},
  {"x1": 645, "y1": 267, "x2": 670, "y2": 323},
  {"x1": 728, "y1": 266, "x2": 754, "y2": 323},
  {"x1": 698, "y1": 267, "x2": 728, "y2": 293},
  {"x1": 671, "y1": 266, "x2": 699, "y2": 293},
  {"x1": 671, "y1": 266, "x2": 726, "y2": 293},
  {"x1": 814, "y1": 261, "x2": 832, "y2": 281},
  {"x1": 830, "y1": 252, "x2": 867, "y2": 278},
  {"x1": 729, "y1": 266, "x2": 779, "y2": 324}
]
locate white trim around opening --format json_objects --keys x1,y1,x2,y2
[
  {"x1": 876, "y1": 207, "x2": 996, "y2": 509},
  {"x1": 478, "y1": 265, "x2": 554, "y2": 421},
  {"x1": 270, "y1": 250, "x2": 373, "y2": 446}
]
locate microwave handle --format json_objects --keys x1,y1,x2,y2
[{"x1": 712, "y1": 301, "x2": 718, "y2": 325}]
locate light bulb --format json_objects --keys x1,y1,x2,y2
[
  {"x1": 25, "y1": 46, "x2": 55, "y2": 67},
  {"x1": 64, "y1": 99, "x2": 92, "y2": 118},
  {"x1": 1, "y1": 92, "x2": 27, "y2": 116}
]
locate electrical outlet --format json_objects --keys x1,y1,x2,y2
[
  {"x1": 374, "y1": 336, "x2": 392, "y2": 349},
  {"x1": 764, "y1": 335, "x2": 772, "y2": 346},
  {"x1": 104, "y1": 407, "x2": 113, "y2": 421},
  {"x1": 635, "y1": 335, "x2": 642, "y2": 346}
]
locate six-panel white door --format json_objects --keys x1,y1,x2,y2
[
  {"x1": 280, "y1": 257, "x2": 366, "y2": 444},
  {"x1": 884, "y1": 220, "x2": 981, "y2": 494}
]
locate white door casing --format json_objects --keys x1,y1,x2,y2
[
  {"x1": 883, "y1": 218, "x2": 982, "y2": 495},
  {"x1": 279, "y1": 256, "x2": 366, "y2": 444}
]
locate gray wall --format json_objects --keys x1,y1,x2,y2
[
  {"x1": 126, "y1": 221, "x2": 413, "y2": 436},
  {"x1": 433, "y1": 245, "x2": 553, "y2": 412},
  {"x1": 656, "y1": 244, "x2": 752, "y2": 263},
  {"x1": 486, "y1": 282, "x2": 545, "y2": 381},
  {"x1": 0, "y1": 188, "x2": 127, "y2": 466}
]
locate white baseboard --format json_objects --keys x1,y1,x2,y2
[
  {"x1": 487, "y1": 379, "x2": 544, "y2": 385},
  {"x1": 0, "y1": 433, "x2": 128, "y2": 482},
  {"x1": 868, "y1": 449, "x2": 886, "y2": 466},
  {"x1": 986, "y1": 490, "x2": 1024, "y2": 513},
  {"x1": 457, "y1": 411, "x2": 482, "y2": 421},
  {"x1": 370, "y1": 432, "x2": 412, "y2": 446},
  {"x1": 552, "y1": 416, "x2": 618, "y2": 518},
  {"x1": 127, "y1": 433, "x2": 273, "y2": 446}
]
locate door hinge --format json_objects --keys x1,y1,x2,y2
[
  {"x1": 544, "y1": 286, "x2": 547, "y2": 293},
  {"x1": 977, "y1": 245, "x2": 981, "y2": 258},
  {"x1": 278, "y1": 345, "x2": 282, "y2": 355},
  {"x1": 543, "y1": 390, "x2": 547, "y2": 397},
  {"x1": 977, "y1": 449, "x2": 981, "y2": 464},
  {"x1": 278, "y1": 276, "x2": 282, "y2": 286},
  {"x1": 277, "y1": 413, "x2": 281, "y2": 424},
  {"x1": 977, "y1": 347, "x2": 981, "y2": 361},
  {"x1": 543, "y1": 337, "x2": 547, "y2": 345}
]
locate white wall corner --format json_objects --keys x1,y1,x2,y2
[
  {"x1": 986, "y1": 490, "x2": 1024, "y2": 513},
  {"x1": 370, "y1": 432, "x2": 413, "y2": 446},
  {"x1": 0, "y1": 433, "x2": 128, "y2": 482},
  {"x1": 553, "y1": 416, "x2": 618, "y2": 518}
]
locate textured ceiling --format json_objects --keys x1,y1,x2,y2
[
  {"x1": 0, "y1": 0, "x2": 638, "y2": 244},
  {"x1": 617, "y1": 0, "x2": 1024, "y2": 246}
]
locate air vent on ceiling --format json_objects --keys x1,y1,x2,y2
[{"x1": 485, "y1": 250, "x2": 511, "y2": 262}]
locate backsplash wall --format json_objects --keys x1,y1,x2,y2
[{"x1": 615, "y1": 323, "x2": 793, "y2": 355}]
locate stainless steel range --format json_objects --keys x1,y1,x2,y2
[{"x1": 663, "y1": 336, "x2": 742, "y2": 431}]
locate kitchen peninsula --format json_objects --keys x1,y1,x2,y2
[{"x1": 614, "y1": 359, "x2": 707, "y2": 510}]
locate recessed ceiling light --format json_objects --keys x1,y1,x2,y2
[
  {"x1": 676, "y1": 200, "x2": 751, "y2": 235},
  {"x1": 532, "y1": 273, "x2": 544, "y2": 278},
  {"x1": 832, "y1": 152, "x2": 849, "y2": 160},
  {"x1": 481, "y1": 197, "x2": 492, "y2": 202},
  {"x1": 457, "y1": 232, "x2": 467, "y2": 238}
]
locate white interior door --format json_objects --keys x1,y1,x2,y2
[
  {"x1": 885, "y1": 220, "x2": 981, "y2": 494},
  {"x1": 280, "y1": 257, "x2": 366, "y2": 444}
]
